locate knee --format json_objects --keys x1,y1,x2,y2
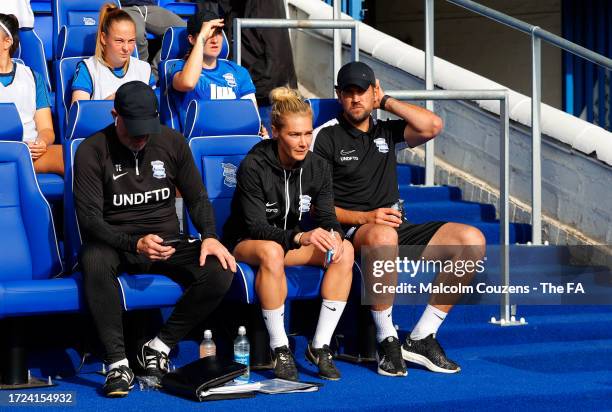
[
  {"x1": 338, "y1": 240, "x2": 355, "y2": 271},
  {"x1": 459, "y1": 226, "x2": 486, "y2": 247},
  {"x1": 198, "y1": 259, "x2": 234, "y2": 296},
  {"x1": 258, "y1": 242, "x2": 285, "y2": 271},
  {"x1": 365, "y1": 226, "x2": 398, "y2": 247}
]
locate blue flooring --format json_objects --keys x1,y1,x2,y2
[{"x1": 18, "y1": 305, "x2": 612, "y2": 411}]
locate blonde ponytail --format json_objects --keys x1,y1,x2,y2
[{"x1": 269, "y1": 87, "x2": 312, "y2": 130}]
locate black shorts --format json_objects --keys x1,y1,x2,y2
[{"x1": 342, "y1": 220, "x2": 446, "y2": 246}]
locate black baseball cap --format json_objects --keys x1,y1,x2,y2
[
  {"x1": 336, "y1": 61, "x2": 376, "y2": 91},
  {"x1": 114, "y1": 81, "x2": 160, "y2": 136},
  {"x1": 187, "y1": 10, "x2": 221, "y2": 37}
]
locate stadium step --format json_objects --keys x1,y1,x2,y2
[
  {"x1": 399, "y1": 184, "x2": 461, "y2": 202},
  {"x1": 404, "y1": 200, "x2": 497, "y2": 223}
]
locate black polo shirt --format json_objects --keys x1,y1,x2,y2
[{"x1": 313, "y1": 114, "x2": 407, "y2": 211}]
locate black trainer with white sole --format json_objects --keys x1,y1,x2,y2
[
  {"x1": 376, "y1": 336, "x2": 407, "y2": 377},
  {"x1": 103, "y1": 365, "x2": 134, "y2": 398},
  {"x1": 137, "y1": 341, "x2": 170, "y2": 383},
  {"x1": 305, "y1": 343, "x2": 340, "y2": 380},
  {"x1": 402, "y1": 333, "x2": 460, "y2": 373},
  {"x1": 272, "y1": 345, "x2": 299, "y2": 381}
]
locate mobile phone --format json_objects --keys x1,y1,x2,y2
[{"x1": 162, "y1": 237, "x2": 183, "y2": 247}]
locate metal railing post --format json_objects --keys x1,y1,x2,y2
[
  {"x1": 351, "y1": 20, "x2": 359, "y2": 62},
  {"x1": 233, "y1": 19, "x2": 241, "y2": 65},
  {"x1": 531, "y1": 32, "x2": 542, "y2": 245},
  {"x1": 500, "y1": 92, "x2": 511, "y2": 322},
  {"x1": 424, "y1": 0, "x2": 435, "y2": 186},
  {"x1": 333, "y1": 0, "x2": 342, "y2": 95}
]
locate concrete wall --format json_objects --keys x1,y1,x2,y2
[
  {"x1": 289, "y1": 27, "x2": 612, "y2": 244},
  {"x1": 369, "y1": 0, "x2": 563, "y2": 110}
]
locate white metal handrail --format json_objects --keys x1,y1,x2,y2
[
  {"x1": 425, "y1": 0, "x2": 612, "y2": 248},
  {"x1": 386, "y1": 89, "x2": 512, "y2": 322}
]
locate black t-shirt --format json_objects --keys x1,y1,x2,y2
[
  {"x1": 74, "y1": 125, "x2": 217, "y2": 253},
  {"x1": 313, "y1": 115, "x2": 406, "y2": 211}
]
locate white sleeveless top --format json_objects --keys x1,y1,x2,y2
[
  {"x1": 0, "y1": 0, "x2": 35, "y2": 28},
  {"x1": 0, "y1": 62, "x2": 37, "y2": 142},
  {"x1": 83, "y1": 56, "x2": 151, "y2": 100}
]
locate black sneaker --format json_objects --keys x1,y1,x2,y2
[
  {"x1": 402, "y1": 333, "x2": 461, "y2": 373},
  {"x1": 137, "y1": 341, "x2": 170, "y2": 383},
  {"x1": 376, "y1": 336, "x2": 407, "y2": 377},
  {"x1": 272, "y1": 345, "x2": 299, "y2": 381},
  {"x1": 103, "y1": 365, "x2": 134, "y2": 398},
  {"x1": 305, "y1": 343, "x2": 340, "y2": 381}
]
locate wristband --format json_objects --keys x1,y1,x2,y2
[{"x1": 380, "y1": 95, "x2": 391, "y2": 111}]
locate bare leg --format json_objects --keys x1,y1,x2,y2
[{"x1": 33, "y1": 145, "x2": 64, "y2": 176}]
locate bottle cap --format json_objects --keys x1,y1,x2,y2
[
  {"x1": 238, "y1": 326, "x2": 246, "y2": 336},
  {"x1": 204, "y1": 329, "x2": 212, "y2": 339}
]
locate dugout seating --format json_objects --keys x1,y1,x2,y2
[{"x1": 0, "y1": 103, "x2": 63, "y2": 201}]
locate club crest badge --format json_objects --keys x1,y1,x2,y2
[
  {"x1": 222, "y1": 163, "x2": 237, "y2": 187},
  {"x1": 151, "y1": 160, "x2": 166, "y2": 179},
  {"x1": 299, "y1": 195, "x2": 312, "y2": 213},
  {"x1": 83, "y1": 17, "x2": 96, "y2": 25},
  {"x1": 223, "y1": 73, "x2": 237, "y2": 88},
  {"x1": 374, "y1": 138, "x2": 389, "y2": 153}
]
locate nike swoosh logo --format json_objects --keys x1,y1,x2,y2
[
  {"x1": 323, "y1": 305, "x2": 337, "y2": 312},
  {"x1": 188, "y1": 239, "x2": 197, "y2": 243},
  {"x1": 112, "y1": 172, "x2": 128, "y2": 180},
  {"x1": 434, "y1": 313, "x2": 445, "y2": 321},
  {"x1": 266, "y1": 202, "x2": 277, "y2": 207},
  {"x1": 340, "y1": 149, "x2": 356, "y2": 155}
]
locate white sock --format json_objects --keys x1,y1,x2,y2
[
  {"x1": 108, "y1": 358, "x2": 129, "y2": 371},
  {"x1": 371, "y1": 307, "x2": 398, "y2": 343},
  {"x1": 312, "y1": 300, "x2": 347, "y2": 349},
  {"x1": 262, "y1": 305, "x2": 289, "y2": 350},
  {"x1": 410, "y1": 305, "x2": 447, "y2": 340},
  {"x1": 148, "y1": 337, "x2": 170, "y2": 355}
]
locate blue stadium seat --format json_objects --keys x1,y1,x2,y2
[
  {"x1": 52, "y1": 0, "x2": 120, "y2": 59},
  {"x1": 0, "y1": 141, "x2": 67, "y2": 310},
  {"x1": 31, "y1": 1, "x2": 53, "y2": 62},
  {"x1": 187, "y1": 136, "x2": 327, "y2": 304},
  {"x1": 63, "y1": 100, "x2": 114, "y2": 270},
  {"x1": 307, "y1": 98, "x2": 342, "y2": 128},
  {"x1": 0, "y1": 140, "x2": 78, "y2": 385},
  {"x1": 55, "y1": 25, "x2": 98, "y2": 60},
  {"x1": 157, "y1": 0, "x2": 198, "y2": 17},
  {"x1": 183, "y1": 99, "x2": 261, "y2": 139},
  {"x1": 54, "y1": 57, "x2": 83, "y2": 140},
  {"x1": 0, "y1": 103, "x2": 63, "y2": 202},
  {"x1": 159, "y1": 26, "x2": 229, "y2": 130},
  {"x1": 0, "y1": 104, "x2": 23, "y2": 142},
  {"x1": 62, "y1": 100, "x2": 183, "y2": 310},
  {"x1": 15, "y1": 29, "x2": 51, "y2": 92}
]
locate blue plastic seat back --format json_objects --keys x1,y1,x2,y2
[
  {"x1": 31, "y1": 1, "x2": 53, "y2": 62},
  {"x1": 55, "y1": 25, "x2": 98, "y2": 60},
  {"x1": 52, "y1": 0, "x2": 119, "y2": 57},
  {"x1": 307, "y1": 98, "x2": 342, "y2": 128},
  {"x1": 54, "y1": 57, "x2": 84, "y2": 141},
  {"x1": 186, "y1": 136, "x2": 261, "y2": 239},
  {"x1": 0, "y1": 104, "x2": 24, "y2": 142},
  {"x1": 0, "y1": 141, "x2": 62, "y2": 281},
  {"x1": 63, "y1": 100, "x2": 115, "y2": 271},
  {"x1": 157, "y1": 0, "x2": 198, "y2": 17},
  {"x1": 183, "y1": 99, "x2": 261, "y2": 139},
  {"x1": 15, "y1": 29, "x2": 51, "y2": 91},
  {"x1": 159, "y1": 58, "x2": 182, "y2": 130}
]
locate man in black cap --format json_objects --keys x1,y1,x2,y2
[
  {"x1": 313, "y1": 62, "x2": 486, "y2": 377},
  {"x1": 74, "y1": 81, "x2": 236, "y2": 397}
]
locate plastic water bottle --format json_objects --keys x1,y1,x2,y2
[
  {"x1": 200, "y1": 330, "x2": 216, "y2": 358},
  {"x1": 233, "y1": 326, "x2": 250, "y2": 383}
]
